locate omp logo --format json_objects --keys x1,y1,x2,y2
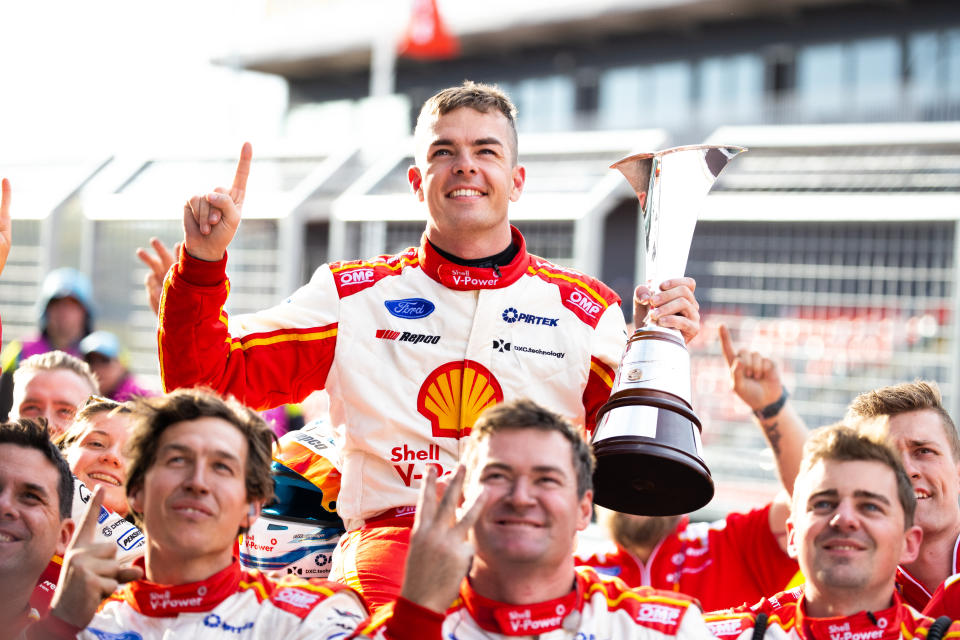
[
  {"x1": 339, "y1": 269, "x2": 374, "y2": 285},
  {"x1": 275, "y1": 588, "x2": 321, "y2": 609},
  {"x1": 568, "y1": 290, "x2": 602, "y2": 318},
  {"x1": 385, "y1": 298, "x2": 435, "y2": 319},
  {"x1": 636, "y1": 603, "x2": 681, "y2": 625},
  {"x1": 707, "y1": 619, "x2": 744, "y2": 636},
  {"x1": 202, "y1": 614, "x2": 254, "y2": 634},
  {"x1": 501, "y1": 307, "x2": 559, "y2": 327},
  {"x1": 376, "y1": 330, "x2": 440, "y2": 344},
  {"x1": 418, "y1": 361, "x2": 504, "y2": 439},
  {"x1": 493, "y1": 339, "x2": 511, "y2": 352}
]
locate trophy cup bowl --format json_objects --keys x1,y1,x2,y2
[{"x1": 592, "y1": 145, "x2": 745, "y2": 516}]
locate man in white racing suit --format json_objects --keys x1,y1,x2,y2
[
  {"x1": 704, "y1": 425, "x2": 959, "y2": 640},
  {"x1": 357, "y1": 399, "x2": 713, "y2": 639},
  {"x1": 157, "y1": 80, "x2": 701, "y2": 610},
  {"x1": 40, "y1": 390, "x2": 416, "y2": 639}
]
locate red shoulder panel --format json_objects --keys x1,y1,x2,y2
[
  {"x1": 580, "y1": 568, "x2": 693, "y2": 635},
  {"x1": 329, "y1": 248, "x2": 419, "y2": 299},
  {"x1": 526, "y1": 255, "x2": 621, "y2": 329}
]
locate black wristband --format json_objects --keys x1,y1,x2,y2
[{"x1": 754, "y1": 387, "x2": 789, "y2": 420}]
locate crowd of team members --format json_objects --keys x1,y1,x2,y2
[{"x1": 0, "y1": 82, "x2": 959, "y2": 638}]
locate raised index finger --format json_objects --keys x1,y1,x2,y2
[
  {"x1": 230, "y1": 142, "x2": 253, "y2": 205},
  {"x1": 71, "y1": 484, "x2": 108, "y2": 546},
  {"x1": 1, "y1": 178, "x2": 10, "y2": 227},
  {"x1": 718, "y1": 324, "x2": 736, "y2": 366}
]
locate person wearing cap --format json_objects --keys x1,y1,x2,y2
[
  {"x1": 0, "y1": 267, "x2": 96, "y2": 420},
  {"x1": 79, "y1": 331, "x2": 154, "y2": 402}
]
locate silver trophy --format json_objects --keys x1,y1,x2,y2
[{"x1": 592, "y1": 145, "x2": 745, "y2": 516}]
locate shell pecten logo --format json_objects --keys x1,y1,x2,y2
[{"x1": 417, "y1": 360, "x2": 504, "y2": 439}]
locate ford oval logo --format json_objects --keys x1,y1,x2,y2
[{"x1": 385, "y1": 298, "x2": 435, "y2": 319}]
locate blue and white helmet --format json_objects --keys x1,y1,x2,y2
[{"x1": 239, "y1": 419, "x2": 345, "y2": 578}]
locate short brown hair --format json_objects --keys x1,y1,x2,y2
[
  {"x1": 798, "y1": 423, "x2": 916, "y2": 528},
  {"x1": 415, "y1": 81, "x2": 520, "y2": 164},
  {"x1": 124, "y1": 389, "x2": 275, "y2": 526},
  {"x1": 0, "y1": 418, "x2": 74, "y2": 519},
  {"x1": 54, "y1": 396, "x2": 132, "y2": 451},
  {"x1": 846, "y1": 380, "x2": 960, "y2": 461},
  {"x1": 14, "y1": 350, "x2": 99, "y2": 396},
  {"x1": 463, "y1": 398, "x2": 594, "y2": 498}
]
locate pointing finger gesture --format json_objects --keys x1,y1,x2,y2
[{"x1": 183, "y1": 142, "x2": 252, "y2": 262}]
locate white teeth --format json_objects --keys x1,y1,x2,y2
[
  {"x1": 449, "y1": 188, "x2": 483, "y2": 197},
  {"x1": 0, "y1": 532, "x2": 15, "y2": 542},
  {"x1": 88, "y1": 473, "x2": 120, "y2": 486},
  {"x1": 916, "y1": 492, "x2": 931, "y2": 500}
]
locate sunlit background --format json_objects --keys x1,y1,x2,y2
[{"x1": 3, "y1": 0, "x2": 960, "y2": 518}]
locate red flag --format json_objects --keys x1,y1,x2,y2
[{"x1": 397, "y1": 0, "x2": 459, "y2": 60}]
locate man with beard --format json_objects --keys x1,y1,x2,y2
[
  {"x1": 847, "y1": 381, "x2": 960, "y2": 614},
  {"x1": 704, "y1": 425, "x2": 954, "y2": 640},
  {"x1": 576, "y1": 325, "x2": 804, "y2": 610}
]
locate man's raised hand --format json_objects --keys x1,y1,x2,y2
[
  {"x1": 719, "y1": 323, "x2": 784, "y2": 413},
  {"x1": 183, "y1": 142, "x2": 252, "y2": 262},
  {"x1": 400, "y1": 465, "x2": 488, "y2": 613},
  {"x1": 50, "y1": 486, "x2": 143, "y2": 629},
  {"x1": 136, "y1": 237, "x2": 179, "y2": 316},
  {"x1": 0, "y1": 178, "x2": 11, "y2": 278},
  {"x1": 633, "y1": 277, "x2": 700, "y2": 343}
]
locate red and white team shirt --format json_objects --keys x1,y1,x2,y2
[
  {"x1": 895, "y1": 531, "x2": 960, "y2": 612},
  {"x1": 360, "y1": 566, "x2": 712, "y2": 639},
  {"x1": 576, "y1": 504, "x2": 800, "y2": 611},
  {"x1": 704, "y1": 588, "x2": 954, "y2": 640},
  {"x1": 159, "y1": 227, "x2": 625, "y2": 528}
]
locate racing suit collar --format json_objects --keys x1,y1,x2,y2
[
  {"x1": 120, "y1": 557, "x2": 243, "y2": 617},
  {"x1": 420, "y1": 226, "x2": 529, "y2": 291},
  {"x1": 458, "y1": 574, "x2": 582, "y2": 636},
  {"x1": 796, "y1": 591, "x2": 906, "y2": 640}
]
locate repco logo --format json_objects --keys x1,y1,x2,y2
[
  {"x1": 339, "y1": 269, "x2": 374, "y2": 285},
  {"x1": 568, "y1": 290, "x2": 601, "y2": 318}
]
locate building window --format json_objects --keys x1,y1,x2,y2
[
  {"x1": 698, "y1": 53, "x2": 765, "y2": 124},
  {"x1": 514, "y1": 75, "x2": 575, "y2": 132},
  {"x1": 598, "y1": 61, "x2": 692, "y2": 129},
  {"x1": 796, "y1": 37, "x2": 900, "y2": 119},
  {"x1": 907, "y1": 29, "x2": 960, "y2": 106}
]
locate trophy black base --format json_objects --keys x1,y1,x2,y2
[{"x1": 592, "y1": 395, "x2": 714, "y2": 516}]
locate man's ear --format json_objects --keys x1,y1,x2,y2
[
  {"x1": 509, "y1": 165, "x2": 526, "y2": 202},
  {"x1": 407, "y1": 166, "x2": 424, "y2": 201},
  {"x1": 242, "y1": 501, "x2": 263, "y2": 531},
  {"x1": 785, "y1": 518, "x2": 798, "y2": 560},
  {"x1": 56, "y1": 518, "x2": 76, "y2": 556},
  {"x1": 577, "y1": 490, "x2": 593, "y2": 532},
  {"x1": 900, "y1": 524, "x2": 924, "y2": 565},
  {"x1": 128, "y1": 485, "x2": 143, "y2": 519}
]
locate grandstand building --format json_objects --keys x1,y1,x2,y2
[{"x1": 4, "y1": 0, "x2": 959, "y2": 512}]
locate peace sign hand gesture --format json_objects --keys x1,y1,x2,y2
[
  {"x1": 400, "y1": 465, "x2": 489, "y2": 613},
  {"x1": 182, "y1": 142, "x2": 252, "y2": 262},
  {"x1": 49, "y1": 486, "x2": 144, "y2": 629}
]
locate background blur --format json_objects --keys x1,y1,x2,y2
[{"x1": 3, "y1": 0, "x2": 960, "y2": 517}]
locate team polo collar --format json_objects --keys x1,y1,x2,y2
[
  {"x1": 895, "y1": 530, "x2": 960, "y2": 607},
  {"x1": 795, "y1": 592, "x2": 906, "y2": 640},
  {"x1": 121, "y1": 558, "x2": 242, "y2": 617},
  {"x1": 419, "y1": 226, "x2": 529, "y2": 290},
  {"x1": 459, "y1": 575, "x2": 582, "y2": 636}
]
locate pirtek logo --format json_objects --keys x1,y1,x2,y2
[
  {"x1": 501, "y1": 307, "x2": 559, "y2": 326},
  {"x1": 376, "y1": 330, "x2": 440, "y2": 345},
  {"x1": 339, "y1": 269, "x2": 374, "y2": 285}
]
